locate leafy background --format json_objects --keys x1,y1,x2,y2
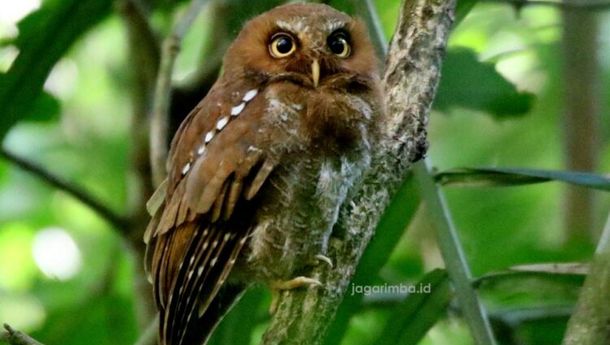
[{"x1": 0, "y1": 0, "x2": 608, "y2": 344}]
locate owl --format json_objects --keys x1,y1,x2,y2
[{"x1": 144, "y1": 3, "x2": 382, "y2": 345}]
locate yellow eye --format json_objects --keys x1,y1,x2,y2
[
  {"x1": 327, "y1": 31, "x2": 351, "y2": 58},
  {"x1": 269, "y1": 33, "x2": 296, "y2": 58}
]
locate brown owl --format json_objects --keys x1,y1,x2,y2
[{"x1": 144, "y1": 3, "x2": 382, "y2": 345}]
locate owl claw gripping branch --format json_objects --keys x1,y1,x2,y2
[{"x1": 144, "y1": 4, "x2": 382, "y2": 345}]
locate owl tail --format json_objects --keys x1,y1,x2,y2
[{"x1": 160, "y1": 284, "x2": 245, "y2": 345}]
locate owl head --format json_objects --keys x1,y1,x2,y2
[{"x1": 223, "y1": 3, "x2": 379, "y2": 89}]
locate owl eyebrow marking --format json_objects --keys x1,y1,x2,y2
[
  {"x1": 326, "y1": 20, "x2": 346, "y2": 34},
  {"x1": 275, "y1": 19, "x2": 307, "y2": 34}
]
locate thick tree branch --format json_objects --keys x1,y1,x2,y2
[
  {"x1": 260, "y1": 0, "x2": 456, "y2": 344},
  {"x1": 0, "y1": 148, "x2": 129, "y2": 232}
]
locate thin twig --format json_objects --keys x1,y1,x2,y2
[
  {"x1": 415, "y1": 160, "x2": 498, "y2": 345},
  {"x1": 150, "y1": 0, "x2": 210, "y2": 187},
  {"x1": 116, "y1": 0, "x2": 160, "y2": 86},
  {"x1": 118, "y1": 0, "x2": 161, "y2": 327},
  {"x1": 1, "y1": 324, "x2": 44, "y2": 345},
  {"x1": 481, "y1": 0, "x2": 610, "y2": 9},
  {"x1": 133, "y1": 315, "x2": 159, "y2": 345},
  {"x1": 0, "y1": 148, "x2": 129, "y2": 232}
]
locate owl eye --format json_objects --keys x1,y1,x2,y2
[
  {"x1": 327, "y1": 31, "x2": 351, "y2": 58},
  {"x1": 269, "y1": 33, "x2": 296, "y2": 58}
]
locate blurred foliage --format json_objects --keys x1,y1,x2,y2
[
  {"x1": 0, "y1": 0, "x2": 609, "y2": 345},
  {"x1": 435, "y1": 48, "x2": 535, "y2": 118},
  {"x1": 0, "y1": 0, "x2": 113, "y2": 139}
]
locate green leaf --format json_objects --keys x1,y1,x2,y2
[
  {"x1": 509, "y1": 263, "x2": 589, "y2": 275},
  {"x1": 434, "y1": 48, "x2": 535, "y2": 118},
  {"x1": 208, "y1": 287, "x2": 266, "y2": 345},
  {"x1": 0, "y1": 0, "x2": 113, "y2": 139},
  {"x1": 475, "y1": 269, "x2": 584, "y2": 313},
  {"x1": 456, "y1": 0, "x2": 478, "y2": 25},
  {"x1": 323, "y1": 175, "x2": 420, "y2": 345},
  {"x1": 436, "y1": 167, "x2": 610, "y2": 191},
  {"x1": 23, "y1": 92, "x2": 61, "y2": 123},
  {"x1": 374, "y1": 269, "x2": 452, "y2": 345}
]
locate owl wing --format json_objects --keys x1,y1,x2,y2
[{"x1": 144, "y1": 81, "x2": 279, "y2": 345}]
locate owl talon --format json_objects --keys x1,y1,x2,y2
[
  {"x1": 269, "y1": 276, "x2": 323, "y2": 314},
  {"x1": 315, "y1": 254, "x2": 333, "y2": 268},
  {"x1": 272, "y1": 276, "x2": 322, "y2": 290}
]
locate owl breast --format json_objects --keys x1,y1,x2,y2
[{"x1": 232, "y1": 81, "x2": 376, "y2": 283}]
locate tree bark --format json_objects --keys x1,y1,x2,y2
[
  {"x1": 260, "y1": 0, "x2": 456, "y2": 344},
  {"x1": 562, "y1": 214, "x2": 610, "y2": 345}
]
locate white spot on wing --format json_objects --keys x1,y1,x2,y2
[
  {"x1": 210, "y1": 257, "x2": 217, "y2": 266},
  {"x1": 204, "y1": 131, "x2": 214, "y2": 143},
  {"x1": 243, "y1": 89, "x2": 258, "y2": 102},
  {"x1": 231, "y1": 102, "x2": 245, "y2": 116},
  {"x1": 216, "y1": 116, "x2": 229, "y2": 130},
  {"x1": 182, "y1": 162, "x2": 191, "y2": 175},
  {"x1": 197, "y1": 145, "x2": 205, "y2": 155}
]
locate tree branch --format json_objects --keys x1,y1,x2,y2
[
  {"x1": 260, "y1": 0, "x2": 456, "y2": 344},
  {"x1": 562, "y1": 213, "x2": 610, "y2": 345},
  {"x1": 150, "y1": 0, "x2": 210, "y2": 187},
  {"x1": 118, "y1": 0, "x2": 161, "y2": 327},
  {"x1": 561, "y1": 4, "x2": 600, "y2": 244},
  {"x1": 480, "y1": 0, "x2": 610, "y2": 9},
  {"x1": 133, "y1": 315, "x2": 159, "y2": 345},
  {"x1": 0, "y1": 318, "x2": 159, "y2": 345},
  {"x1": 1, "y1": 324, "x2": 43, "y2": 345},
  {"x1": 0, "y1": 148, "x2": 129, "y2": 232}
]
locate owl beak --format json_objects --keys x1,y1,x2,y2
[{"x1": 311, "y1": 59, "x2": 320, "y2": 88}]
